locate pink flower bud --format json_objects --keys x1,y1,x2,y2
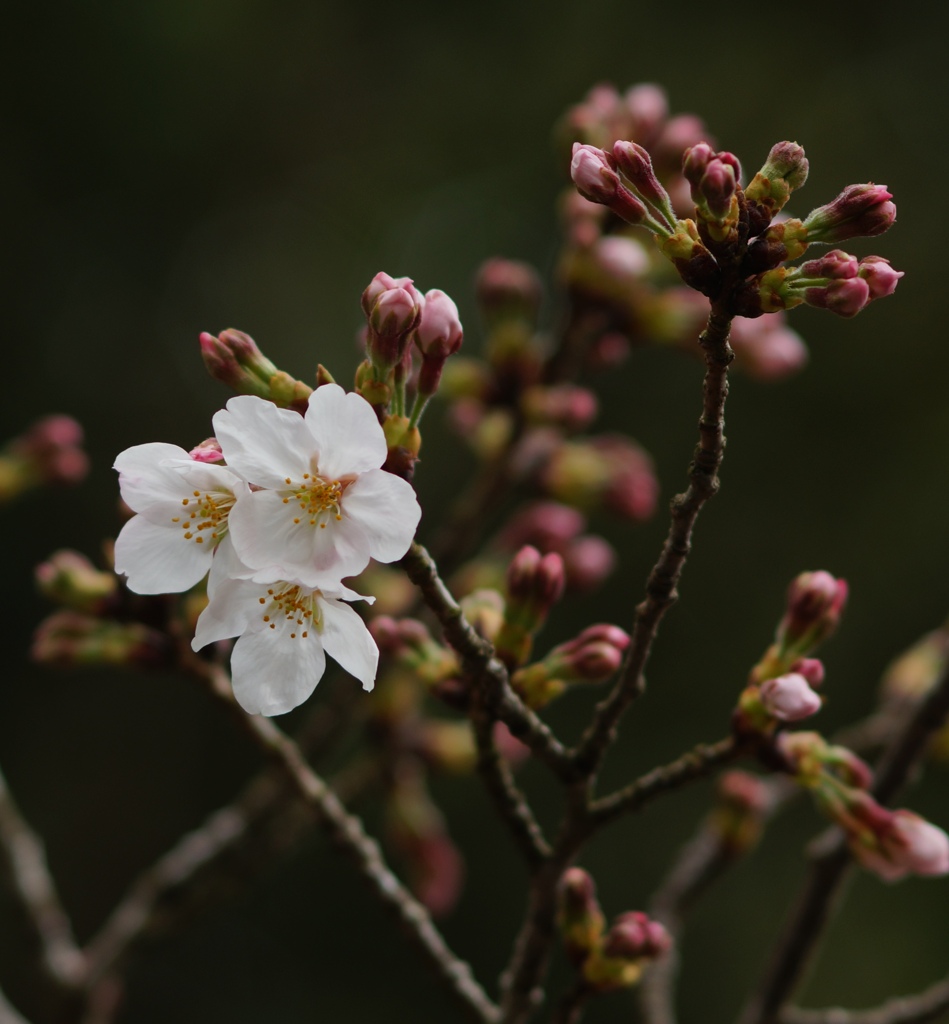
[
  {"x1": 700, "y1": 158, "x2": 739, "y2": 217},
  {"x1": 803, "y1": 277, "x2": 871, "y2": 318},
  {"x1": 498, "y1": 501, "x2": 587, "y2": 553},
  {"x1": 200, "y1": 329, "x2": 277, "y2": 397},
  {"x1": 803, "y1": 183, "x2": 896, "y2": 243},
  {"x1": 522, "y1": 384, "x2": 599, "y2": 431},
  {"x1": 623, "y1": 83, "x2": 668, "y2": 144},
  {"x1": 557, "y1": 867, "x2": 605, "y2": 964},
  {"x1": 475, "y1": 258, "x2": 544, "y2": 326},
  {"x1": 759, "y1": 673, "x2": 822, "y2": 722},
  {"x1": 506, "y1": 546, "x2": 566, "y2": 612},
  {"x1": 790, "y1": 657, "x2": 825, "y2": 688},
  {"x1": 593, "y1": 235, "x2": 651, "y2": 279},
  {"x1": 188, "y1": 438, "x2": 225, "y2": 463},
  {"x1": 603, "y1": 911, "x2": 671, "y2": 960},
  {"x1": 847, "y1": 805, "x2": 949, "y2": 882},
  {"x1": 797, "y1": 250, "x2": 860, "y2": 280},
  {"x1": 779, "y1": 570, "x2": 848, "y2": 651},
  {"x1": 362, "y1": 272, "x2": 424, "y2": 375},
  {"x1": 858, "y1": 256, "x2": 904, "y2": 299},
  {"x1": 611, "y1": 140, "x2": 675, "y2": 227},
  {"x1": 415, "y1": 289, "x2": 464, "y2": 397},
  {"x1": 728, "y1": 314, "x2": 809, "y2": 381},
  {"x1": 570, "y1": 143, "x2": 651, "y2": 226},
  {"x1": 10, "y1": 415, "x2": 89, "y2": 488},
  {"x1": 653, "y1": 115, "x2": 712, "y2": 173},
  {"x1": 561, "y1": 535, "x2": 617, "y2": 593}
]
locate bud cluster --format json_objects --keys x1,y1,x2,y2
[
  {"x1": 556, "y1": 868, "x2": 671, "y2": 993},
  {"x1": 0, "y1": 416, "x2": 89, "y2": 503}
]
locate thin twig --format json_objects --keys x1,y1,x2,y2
[
  {"x1": 472, "y1": 705, "x2": 552, "y2": 867},
  {"x1": 401, "y1": 542, "x2": 572, "y2": 779},
  {"x1": 738, "y1": 658, "x2": 949, "y2": 1024},
  {"x1": 0, "y1": 986, "x2": 31, "y2": 1024},
  {"x1": 193, "y1": 656, "x2": 500, "y2": 1024},
  {"x1": 780, "y1": 976, "x2": 949, "y2": 1024},
  {"x1": 551, "y1": 979, "x2": 595, "y2": 1024},
  {"x1": 588, "y1": 737, "x2": 738, "y2": 829},
  {"x1": 571, "y1": 302, "x2": 735, "y2": 778},
  {"x1": 0, "y1": 762, "x2": 85, "y2": 989}
]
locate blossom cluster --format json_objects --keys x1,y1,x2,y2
[{"x1": 113, "y1": 383, "x2": 421, "y2": 715}]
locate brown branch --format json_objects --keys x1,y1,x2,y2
[
  {"x1": 571, "y1": 303, "x2": 734, "y2": 778},
  {"x1": 192, "y1": 656, "x2": 500, "y2": 1024},
  {"x1": 780, "y1": 977, "x2": 949, "y2": 1024},
  {"x1": 0, "y1": 762, "x2": 85, "y2": 990},
  {"x1": 738, "y1": 658, "x2": 949, "y2": 1024},
  {"x1": 471, "y1": 706, "x2": 552, "y2": 868},
  {"x1": 401, "y1": 542, "x2": 572, "y2": 779},
  {"x1": 551, "y1": 979, "x2": 595, "y2": 1024},
  {"x1": 588, "y1": 737, "x2": 739, "y2": 829}
]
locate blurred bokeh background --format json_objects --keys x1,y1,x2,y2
[{"x1": 2, "y1": 2, "x2": 948, "y2": 1021}]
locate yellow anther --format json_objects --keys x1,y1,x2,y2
[
  {"x1": 195, "y1": 537, "x2": 204, "y2": 543},
  {"x1": 183, "y1": 532, "x2": 193, "y2": 539},
  {"x1": 193, "y1": 490, "x2": 200, "y2": 497},
  {"x1": 171, "y1": 516, "x2": 180, "y2": 523}
]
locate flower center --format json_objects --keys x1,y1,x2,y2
[
  {"x1": 257, "y1": 584, "x2": 323, "y2": 640},
  {"x1": 171, "y1": 489, "x2": 235, "y2": 546},
  {"x1": 283, "y1": 473, "x2": 344, "y2": 529}
]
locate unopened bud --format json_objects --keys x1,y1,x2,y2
[
  {"x1": 522, "y1": 384, "x2": 598, "y2": 431},
  {"x1": 475, "y1": 259, "x2": 544, "y2": 328},
  {"x1": 778, "y1": 570, "x2": 848, "y2": 654},
  {"x1": 32, "y1": 611, "x2": 172, "y2": 669},
  {"x1": 362, "y1": 272, "x2": 424, "y2": 378},
  {"x1": 802, "y1": 183, "x2": 896, "y2": 244},
  {"x1": 611, "y1": 141, "x2": 676, "y2": 228},
  {"x1": 711, "y1": 771, "x2": 769, "y2": 856},
  {"x1": 200, "y1": 329, "x2": 277, "y2": 398},
  {"x1": 188, "y1": 438, "x2": 225, "y2": 463},
  {"x1": 414, "y1": 289, "x2": 464, "y2": 397},
  {"x1": 744, "y1": 141, "x2": 809, "y2": 228},
  {"x1": 557, "y1": 868, "x2": 605, "y2": 964},
  {"x1": 570, "y1": 144, "x2": 654, "y2": 227},
  {"x1": 0, "y1": 416, "x2": 89, "y2": 500},
  {"x1": 497, "y1": 547, "x2": 565, "y2": 669},
  {"x1": 759, "y1": 673, "x2": 822, "y2": 722},
  {"x1": 498, "y1": 501, "x2": 586, "y2": 553},
  {"x1": 561, "y1": 535, "x2": 617, "y2": 593},
  {"x1": 858, "y1": 256, "x2": 904, "y2": 299},
  {"x1": 35, "y1": 550, "x2": 117, "y2": 615}
]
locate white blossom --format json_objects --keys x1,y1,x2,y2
[
  {"x1": 113, "y1": 443, "x2": 248, "y2": 594},
  {"x1": 192, "y1": 576, "x2": 378, "y2": 715},
  {"x1": 212, "y1": 384, "x2": 421, "y2": 588}
]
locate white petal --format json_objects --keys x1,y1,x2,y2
[
  {"x1": 207, "y1": 534, "x2": 255, "y2": 597},
  {"x1": 115, "y1": 514, "x2": 213, "y2": 594},
  {"x1": 114, "y1": 443, "x2": 195, "y2": 513},
  {"x1": 192, "y1": 577, "x2": 267, "y2": 650},
  {"x1": 341, "y1": 469, "x2": 421, "y2": 563},
  {"x1": 229, "y1": 490, "x2": 372, "y2": 587},
  {"x1": 318, "y1": 597, "x2": 378, "y2": 690},
  {"x1": 305, "y1": 384, "x2": 387, "y2": 479},
  {"x1": 230, "y1": 627, "x2": 326, "y2": 715},
  {"x1": 213, "y1": 395, "x2": 313, "y2": 488}
]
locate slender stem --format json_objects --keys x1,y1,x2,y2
[
  {"x1": 401, "y1": 542, "x2": 572, "y2": 779},
  {"x1": 193, "y1": 657, "x2": 500, "y2": 1024},
  {"x1": 738, "y1": 659, "x2": 949, "y2": 1024},
  {"x1": 0, "y1": 762, "x2": 85, "y2": 989},
  {"x1": 571, "y1": 303, "x2": 734, "y2": 778},
  {"x1": 589, "y1": 737, "x2": 738, "y2": 829},
  {"x1": 471, "y1": 705, "x2": 552, "y2": 868},
  {"x1": 0, "y1": 987, "x2": 31, "y2": 1024},
  {"x1": 551, "y1": 980, "x2": 595, "y2": 1024},
  {"x1": 408, "y1": 392, "x2": 430, "y2": 430},
  {"x1": 780, "y1": 978, "x2": 949, "y2": 1024}
]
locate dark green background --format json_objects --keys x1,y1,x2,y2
[{"x1": 2, "y1": 3, "x2": 947, "y2": 1021}]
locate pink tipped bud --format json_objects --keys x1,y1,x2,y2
[
  {"x1": 803, "y1": 183, "x2": 896, "y2": 244},
  {"x1": 561, "y1": 535, "x2": 617, "y2": 593},
  {"x1": 759, "y1": 673, "x2": 822, "y2": 722},
  {"x1": 362, "y1": 272, "x2": 424, "y2": 376},
  {"x1": 557, "y1": 867, "x2": 605, "y2": 964},
  {"x1": 32, "y1": 611, "x2": 172, "y2": 669},
  {"x1": 845, "y1": 803, "x2": 949, "y2": 882},
  {"x1": 35, "y1": 550, "x2": 118, "y2": 615},
  {"x1": 790, "y1": 657, "x2": 825, "y2": 688},
  {"x1": 745, "y1": 142, "x2": 809, "y2": 228},
  {"x1": 7, "y1": 415, "x2": 89, "y2": 490},
  {"x1": 188, "y1": 438, "x2": 224, "y2": 463},
  {"x1": 654, "y1": 116, "x2": 712, "y2": 173},
  {"x1": 700, "y1": 158, "x2": 739, "y2": 217},
  {"x1": 475, "y1": 258, "x2": 544, "y2": 326},
  {"x1": 200, "y1": 329, "x2": 277, "y2": 397},
  {"x1": 603, "y1": 912, "x2": 672, "y2": 961},
  {"x1": 522, "y1": 384, "x2": 599, "y2": 432},
  {"x1": 779, "y1": 570, "x2": 848, "y2": 652},
  {"x1": 712, "y1": 771, "x2": 770, "y2": 855},
  {"x1": 728, "y1": 314, "x2": 809, "y2": 381},
  {"x1": 797, "y1": 250, "x2": 860, "y2": 280},
  {"x1": 803, "y1": 277, "x2": 871, "y2": 318},
  {"x1": 570, "y1": 144, "x2": 651, "y2": 226},
  {"x1": 623, "y1": 83, "x2": 668, "y2": 143},
  {"x1": 506, "y1": 546, "x2": 566, "y2": 612},
  {"x1": 498, "y1": 501, "x2": 587, "y2": 553},
  {"x1": 414, "y1": 289, "x2": 464, "y2": 397},
  {"x1": 858, "y1": 256, "x2": 904, "y2": 299},
  {"x1": 611, "y1": 140, "x2": 675, "y2": 227}
]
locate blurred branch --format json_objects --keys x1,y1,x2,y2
[
  {"x1": 780, "y1": 977, "x2": 949, "y2": 1024},
  {"x1": 0, "y1": 761, "x2": 85, "y2": 990},
  {"x1": 401, "y1": 542, "x2": 572, "y2": 779},
  {"x1": 551, "y1": 979, "x2": 594, "y2": 1024},
  {"x1": 0, "y1": 986, "x2": 31, "y2": 1024},
  {"x1": 192, "y1": 655, "x2": 501, "y2": 1024},
  {"x1": 739, "y1": 657, "x2": 949, "y2": 1024},
  {"x1": 571, "y1": 304, "x2": 735, "y2": 778},
  {"x1": 589, "y1": 737, "x2": 738, "y2": 829}
]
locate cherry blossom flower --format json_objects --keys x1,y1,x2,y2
[
  {"x1": 192, "y1": 576, "x2": 378, "y2": 715},
  {"x1": 114, "y1": 443, "x2": 249, "y2": 594},
  {"x1": 213, "y1": 384, "x2": 421, "y2": 588}
]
